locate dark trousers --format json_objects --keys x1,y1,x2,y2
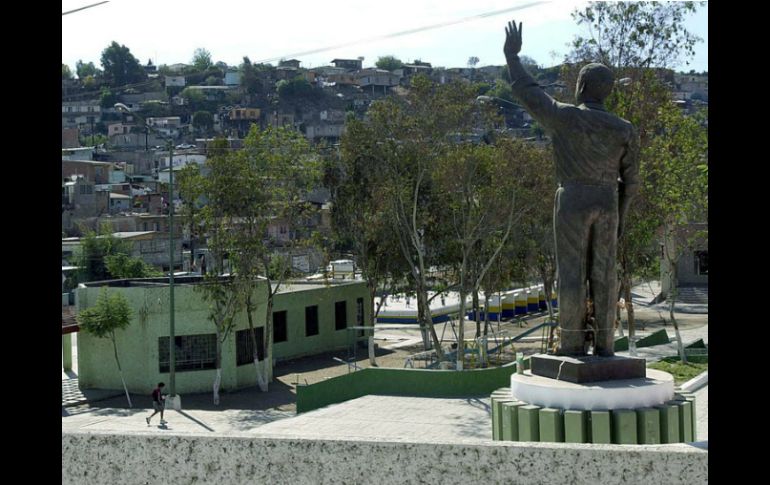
[{"x1": 554, "y1": 184, "x2": 618, "y2": 356}]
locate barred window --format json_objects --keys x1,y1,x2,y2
[
  {"x1": 694, "y1": 251, "x2": 708, "y2": 276},
  {"x1": 159, "y1": 334, "x2": 216, "y2": 373},
  {"x1": 305, "y1": 305, "x2": 319, "y2": 336},
  {"x1": 236, "y1": 328, "x2": 264, "y2": 366},
  {"x1": 356, "y1": 298, "x2": 364, "y2": 325},
  {"x1": 335, "y1": 301, "x2": 347, "y2": 331},
  {"x1": 273, "y1": 310, "x2": 287, "y2": 343},
  {"x1": 356, "y1": 297, "x2": 365, "y2": 338}
]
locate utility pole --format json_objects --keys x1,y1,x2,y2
[{"x1": 168, "y1": 139, "x2": 176, "y2": 397}]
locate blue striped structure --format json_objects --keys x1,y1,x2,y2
[
  {"x1": 376, "y1": 313, "x2": 454, "y2": 324},
  {"x1": 502, "y1": 291, "x2": 516, "y2": 318},
  {"x1": 527, "y1": 290, "x2": 539, "y2": 313},
  {"x1": 515, "y1": 292, "x2": 528, "y2": 315}
]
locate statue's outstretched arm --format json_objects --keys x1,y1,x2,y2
[{"x1": 504, "y1": 20, "x2": 563, "y2": 132}]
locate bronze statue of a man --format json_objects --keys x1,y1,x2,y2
[{"x1": 504, "y1": 20, "x2": 640, "y2": 356}]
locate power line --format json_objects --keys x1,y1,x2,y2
[
  {"x1": 255, "y1": 2, "x2": 548, "y2": 64},
  {"x1": 62, "y1": 1, "x2": 109, "y2": 16}
]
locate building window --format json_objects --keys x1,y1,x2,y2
[
  {"x1": 694, "y1": 251, "x2": 708, "y2": 276},
  {"x1": 236, "y1": 328, "x2": 265, "y2": 366},
  {"x1": 335, "y1": 301, "x2": 347, "y2": 331},
  {"x1": 356, "y1": 297, "x2": 365, "y2": 337},
  {"x1": 273, "y1": 310, "x2": 288, "y2": 343},
  {"x1": 356, "y1": 298, "x2": 364, "y2": 326},
  {"x1": 158, "y1": 334, "x2": 216, "y2": 373},
  {"x1": 305, "y1": 305, "x2": 319, "y2": 336}
]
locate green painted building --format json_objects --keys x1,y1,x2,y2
[{"x1": 75, "y1": 276, "x2": 371, "y2": 394}]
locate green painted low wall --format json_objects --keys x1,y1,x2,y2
[
  {"x1": 636, "y1": 329, "x2": 670, "y2": 347},
  {"x1": 685, "y1": 339, "x2": 707, "y2": 349},
  {"x1": 614, "y1": 337, "x2": 629, "y2": 351},
  {"x1": 615, "y1": 329, "x2": 673, "y2": 352},
  {"x1": 296, "y1": 363, "x2": 518, "y2": 413}
]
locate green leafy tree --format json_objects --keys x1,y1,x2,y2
[
  {"x1": 82, "y1": 75, "x2": 97, "y2": 88},
  {"x1": 570, "y1": 2, "x2": 704, "y2": 69},
  {"x1": 186, "y1": 131, "x2": 320, "y2": 396},
  {"x1": 99, "y1": 87, "x2": 118, "y2": 109},
  {"x1": 276, "y1": 76, "x2": 314, "y2": 99},
  {"x1": 342, "y1": 76, "x2": 502, "y2": 360},
  {"x1": 184, "y1": 138, "x2": 242, "y2": 404},
  {"x1": 179, "y1": 87, "x2": 206, "y2": 111},
  {"x1": 227, "y1": 126, "x2": 321, "y2": 388},
  {"x1": 77, "y1": 288, "x2": 133, "y2": 407},
  {"x1": 76, "y1": 224, "x2": 131, "y2": 282},
  {"x1": 62, "y1": 63, "x2": 73, "y2": 80},
  {"x1": 104, "y1": 253, "x2": 162, "y2": 279},
  {"x1": 76, "y1": 60, "x2": 99, "y2": 79},
  {"x1": 647, "y1": 105, "x2": 707, "y2": 363},
  {"x1": 192, "y1": 110, "x2": 214, "y2": 134},
  {"x1": 331, "y1": 122, "x2": 412, "y2": 365},
  {"x1": 191, "y1": 48, "x2": 213, "y2": 72},
  {"x1": 100, "y1": 41, "x2": 147, "y2": 87},
  {"x1": 435, "y1": 138, "x2": 536, "y2": 369},
  {"x1": 376, "y1": 55, "x2": 404, "y2": 71}
]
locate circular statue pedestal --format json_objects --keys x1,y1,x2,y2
[
  {"x1": 511, "y1": 369, "x2": 674, "y2": 410},
  {"x1": 490, "y1": 369, "x2": 697, "y2": 444}
]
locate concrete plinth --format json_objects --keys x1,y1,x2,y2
[{"x1": 530, "y1": 354, "x2": 646, "y2": 383}]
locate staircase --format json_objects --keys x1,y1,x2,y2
[{"x1": 674, "y1": 286, "x2": 708, "y2": 305}]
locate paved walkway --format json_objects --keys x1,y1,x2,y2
[
  {"x1": 62, "y1": 405, "x2": 294, "y2": 434},
  {"x1": 63, "y1": 389, "x2": 707, "y2": 443}
]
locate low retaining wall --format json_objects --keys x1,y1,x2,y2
[
  {"x1": 62, "y1": 430, "x2": 708, "y2": 485},
  {"x1": 296, "y1": 363, "x2": 519, "y2": 413}
]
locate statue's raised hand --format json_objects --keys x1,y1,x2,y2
[{"x1": 504, "y1": 20, "x2": 522, "y2": 59}]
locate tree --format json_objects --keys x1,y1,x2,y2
[
  {"x1": 62, "y1": 64, "x2": 74, "y2": 80},
  {"x1": 342, "y1": 76, "x2": 498, "y2": 360},
  {"x1": 104, "y1": 253, "x2": 162, "y2": 279},
  {"x1": 185, "y1": 138, "x2": 243, "y2": 404},
  {"x1": 76, "y1": 60, "x2": 99, "y2": 79},
  {"x1": 467, "y1": 56, "x2": 480, "y2": 68},
  {"x1": 376, "y1": 55, "x2": 404, "y2": 72},
  {"x1": 435, "y1": 138, "x2": 533, "y2": 369},
  {"x1": 647, "y1": 105, "x2": 707, "y2": 363},
  {"x1": 76, "y1": 224, "x2": 131, "y2": 282},
  {"x1": 99, "y1": 87, "x2": 118, "y2": 109},
  {"x1": 331, "y1": 122, "x2": 412, "y2": 365},
  {"x1": 566, "y1": 0, "x2": 707, "y2": 357},
  {"x1": 77, "y1": 288, "x2": 133, "y2": 407},
  {"x1": 192, "y1": 48, "x2": 213, "y2": 72},
  {"x1": 192, "y1": 110, "x2": 214, "y2": 134},
  {"x1": 240, "y1": 56, "x2": 262, "y2": 96},
  {"x1": 276, "y1": 76, "x2": 314, "y2": 100},
  {"x1": 187, "y1": 130, "x2": 321, "y2": 396},
  {"x1": 100, "y1": 41, "x2": 147, "y2": 87},
  {"x1": 76, "y1": 224, "x2": 160, "y2": 282},
  {"x1": 570, "y1": 2, "x2": 704, "y2": 69},
  {"x1": 228, "y1": 126, "x2": 321, "y2": 389}
]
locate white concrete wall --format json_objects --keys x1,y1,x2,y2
[{"x1": 62, "y1": 430, "x2": 707, "y2": 485}]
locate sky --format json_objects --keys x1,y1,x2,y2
[{"x1": 62, "y1": 0, "x2": 708, "y2": 74}]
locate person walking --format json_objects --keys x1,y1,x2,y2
[{"x1": 146, "y1": 382, "x2": 167, "y2": 425}]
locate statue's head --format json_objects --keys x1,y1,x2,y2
[{"x1": 576, "y1": 63, "x2": 614, "y2": 104}]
